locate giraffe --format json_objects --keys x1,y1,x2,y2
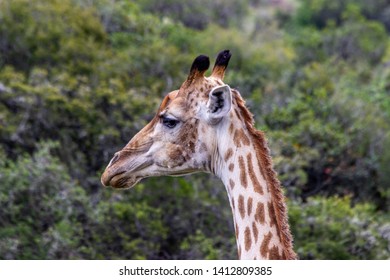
[{"x1": 101, "y1": 50, "x2": 297, "y2": 260}]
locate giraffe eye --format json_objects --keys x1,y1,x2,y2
[{"x1": 161, "y1": 116, "x2": 179, "y2": 128}]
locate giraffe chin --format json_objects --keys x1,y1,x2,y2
[{"x1": 109, "y1": 175, "x2": 142, "y2": 189}]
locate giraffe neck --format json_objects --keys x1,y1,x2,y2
[{"x1": 212, "y1": 91, "x2": 296, "y2": 260}]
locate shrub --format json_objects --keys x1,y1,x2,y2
[
  {"x1": 0, "y1": 142, "x2": 90, "y2": 259},
  {"x1": 289, "y1": 196, "x2": 390, "y2": 259}
]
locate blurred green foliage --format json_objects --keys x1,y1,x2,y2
[
  {"x1": 0, "y1": 0, "x2": 389, "y2": 259},
  {"x1": 289, "y1": 196, "x2": 390, "y2": 259},
  {"x1": 0, "y1": 141, "x2": 89, "y2": 259}
]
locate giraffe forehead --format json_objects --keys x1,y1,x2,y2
[
  {"x1": 179, "y1": 77, "x2": 223, "y2": 98},
  {"x1": 160, "y1": 78, "x2": 225, "y2": 121},
  {"x1": 164, "y1": 94, "x2": 201, "y2": 119},
  {"x1": 161, "y1": 97, "x2": 188, "y2": 118}
]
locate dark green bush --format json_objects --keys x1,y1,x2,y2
[
  {"x1": 0, "y1": 142, "x2": 89, "y2": 259},
  {"x1": 137, "y1": 0, "x2": 250, "y2": 30},
  {"x1": 0, "y1": 0, "x2": 107, "y2": 74},
  {"x1": 294, "y1": 0, "x2": 390, "y2": 31},
  {"x1": 289, "y1": 196, "x2": 390, "y2": 259}
]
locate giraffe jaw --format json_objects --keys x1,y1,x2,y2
[
  {"x1": 105, "y1": 169, "x2": 197, "y2": 189},
  {"x1": 101, "y1": 155, "x2": 155, "y2": 189},
  {"x1": 102, "y1": 161, "x2": 200, "y2": 189},
  {"x1": 107, "y1": 173, "x2": 142, "y2": 189}
]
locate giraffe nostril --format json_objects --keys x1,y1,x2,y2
[{"x1": 109, "y1": 152, "x2": 120, "y2": 167}]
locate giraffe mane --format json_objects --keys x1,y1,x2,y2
[{"x1": 232, "y1": 88, "x2": 297, "y2": 260}]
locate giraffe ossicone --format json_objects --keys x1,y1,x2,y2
[{"x1": 101, "y1": 50, "x2": 297, "y2": 260}]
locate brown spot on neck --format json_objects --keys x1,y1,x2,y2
[
  {"x1": 238, "y1": 156, "x2": 248, "y2": 188},
  {"x1": 246, "y1": 153, "x2": 264, "y2": 194},
  {"x1": 254, "y1": 202, "x2": 265, "y2": 224},
  {"x1": 238, "y1": 195, "x2": 245, "y2": 219},
  {"x1": 268, "y1": 201, "x2": 281, "y2": 238},
  {"x1": 247, "y1": 197, "x2": 253, "y2": 216},
  {"x1": 224, "y1": 148, "x2": 233, "y2": 162},
  {"x1": 260, "y1": 232, "x2": 273, "y2": 258},
  {"x1": 228, "y1": 163, "x2": 235, "y2": 172},
  {"x1": 233, "y1": 130, "x2": 241, "y2": 148},
  {"x1": 241, "y1": 130, "x2": 250, "y2": 146},
  {"x1": 252, "y1": 222, "x2": 259, "y2": 242},
  {"x1": 235, "y1": 108, "x2": 243, "y2": 122},
  {"x1": 244, "y1": 227, "x2": 252, "y2": 251},
  {"x1": 233, "y1": 128, "x2": 251, "y2": 147},
  {"x1": 269, "y1": 245, "x2": 284, "y2": 260}
]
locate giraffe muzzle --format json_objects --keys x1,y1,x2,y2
[
  {"x1": 101, "y1": 169, "x2": 143, "y2": 189},
  {"x1": 101, "y1": 152, "x2": 153, "y2": 188},
  {"x1": 101, "y1": 168, "x2": 124, "y2": 187}
]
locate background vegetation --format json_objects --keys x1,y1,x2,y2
[{"x1": 0, "y1": 0, "x2": 389, "y2": 259}]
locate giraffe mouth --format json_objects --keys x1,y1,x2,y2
[
  {"x1": 101, "y1": 160, "x2": 153, "y2": 189},
  {"x1": 109, "y1": 173, "x2": 142, "y2": 189}
]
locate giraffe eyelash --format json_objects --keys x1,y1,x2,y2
[{"x1": 160, "y1": 115, "x2": 180, "y2": 129}]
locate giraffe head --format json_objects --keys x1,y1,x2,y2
[{"x1": 101, "y1": 50, "x2": 233, "y2": 188}]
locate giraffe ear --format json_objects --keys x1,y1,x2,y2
[{"x1": 206, "y1": 85, "x2": 232, "y2": 124}]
